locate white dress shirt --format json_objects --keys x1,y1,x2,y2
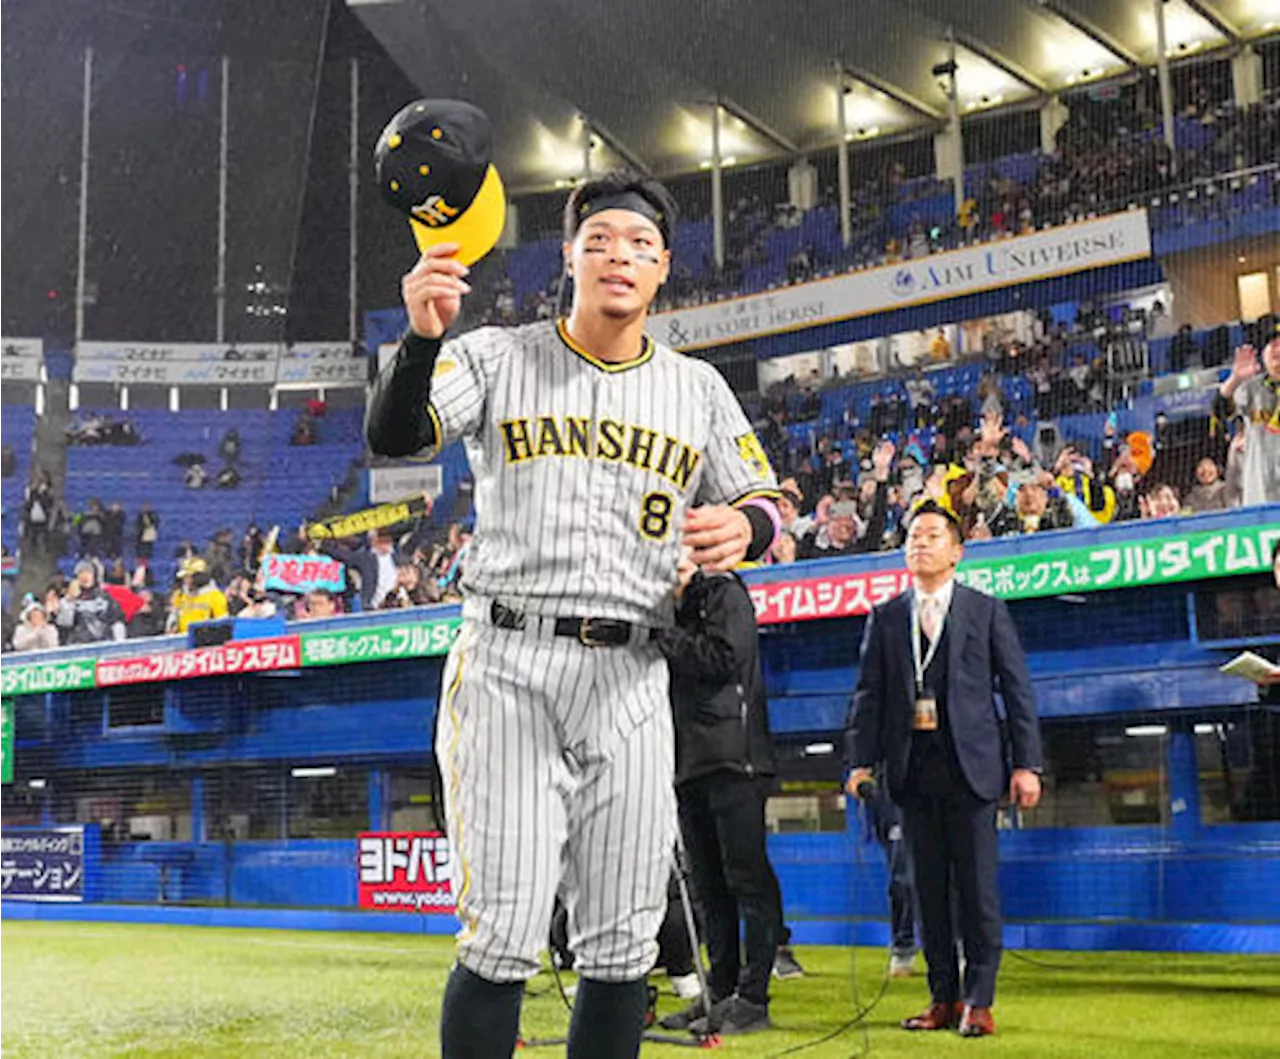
[{"x1": 914, "y1": 576, "x2": 955, "y2": 642}]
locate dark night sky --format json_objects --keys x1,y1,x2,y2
[{"x1": 1, "y1": 0, "x2": 421, "y2": 346}]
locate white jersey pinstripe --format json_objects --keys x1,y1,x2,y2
[{"x1": 422, "y1": 317, "x2": 777, "y2": 625}]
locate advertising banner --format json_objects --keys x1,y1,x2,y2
[
  {"x1": 750, "y1": 523, "x2": 1277, "y2": 624},
  {"x1": 4, "y1": 525, "x2": 1270, "y2": 689},
  {"x1": 0, "y1": 826, "x2": 93, "y2": 902},
  {"x1": 1, "y1": 700, "x2": 12, "y2": 785},
  {"x1": 73, "y1": 342, "x2": 279, "y2": 386},
  {"x1": 95, "y1": 635, "x2": 302, "y2": 687},
  {"x1": 357, "y1": 831, "x2": 455, "y2": 913},
  {"x1": 0, "y1": 658, "x2": 98, "y2": 696},
  {"x1": 301, "y1": 618, "x2": 462, "y2": 667},
  {"x1": 276, "y1": 343, "x2": 368, "y2": 386},
  {"x1": 749, "y1": 569, "x2": 914, "y2": 625},
  {"x1": 73, "y1": 341, "x2": 368, "y2": 386},
  {"x1": 1, "y1": 338, "x2": 43, "y2": 381},
  {"x1": 953, "y1": 523, "x2": 1279, "y2": 601},
  {"x1": 368, "y1": 465, "x2": 444, "y2": 505},
  {"x1": 647, "y1": 211, "x2": 1152, "y2": 351}
]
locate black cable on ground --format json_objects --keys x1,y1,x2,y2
[
  {"x1": 764, "y1": 812, "x2": 893, "y2": 1059},
  {"x1": 763, "y1": 958, "x2": 890, "y2": 1059},
  {"x1": 1005, "y1": 948, "x2": 1094, "y2": 972}
]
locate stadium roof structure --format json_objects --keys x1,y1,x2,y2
[{"x1": 350, "y1": 0, "x2": 1277, "y2": 193}]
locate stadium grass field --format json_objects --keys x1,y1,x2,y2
[{"x1": 2, "y1": 922, "x2": 1279, "y2": 1058}]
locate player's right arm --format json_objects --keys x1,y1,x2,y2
[{"x1": 365, "y1": 244, "x2": 475, "y2": 458}]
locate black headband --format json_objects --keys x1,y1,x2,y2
[{"x1": 576, "y1": 191, "x2": 669, "y2": 244}]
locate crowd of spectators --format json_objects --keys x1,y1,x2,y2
[
  {"x1": 3, "y1": 508, "x2": 474, "y2": 652},
  {"x1": 470, "y1": 93, "x2": 1278, "y2": 325},
  {"x1": 6, "y1": 316, "x2": 1276, "y2": 652},
  {"x1": 759, "y1": 335, "x2": 1278, "y2": 565},
  {"x1": 8, "y1": 332, "x2": 1274, "y2": 652}
]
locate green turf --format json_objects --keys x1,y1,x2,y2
[{"x1": 2, "y1": 922, "x2": 1279, "y2": 1058}]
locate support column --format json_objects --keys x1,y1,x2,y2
[
  {"x1": 368, "y1": 769, "x2": 390, "y2": 831},
  {"x1": 933, "y1": 32, "x2": 965, "y2": 218},
  {"x1": 788, "y1": 158, "x2": 817, "y2": 211},
  {"x1": 1231, "y1": 46, "x2": 1262, "y2": 108},
  {"x1": 1040, "y1": 95, "x2": 1069, "y2": 154},
  {"x1": 348, "y1": 57, "x2": 360, "y2": 346},
  {"x1": 1154, "y1": 0, "x2": 1177, "y2": 172},
  {"x1": 217, "y1": 55, "x2": 230, "y2": 342},
  {"x1": 191, "y1": 775, "x2": 207, "y2": 842},
  {"x1": 1167, "y1": 722, "x2": 1202, "y2": 837},
  {"x1": 75, "y1": 46, "x2": 93, "y2": 344},
  {"x1": 835, "y1": 66, "x2": 852, "y2": 247},
  {"x1": 711, "y1": 101, "x2": 724, "y2": 271}
]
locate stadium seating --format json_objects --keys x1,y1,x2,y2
[
  {"x1": 1, "y1": 405, "x2": 37, "y2": 555},
  {"x1": 481, "y1": 101, "x2": 1278, "y2": 323},
  {"x1": 59, "y1": 407, "x2": 366, "y2": 584}
]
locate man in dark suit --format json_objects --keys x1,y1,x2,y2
[{"x1": 845, "y1": 501, "x2": 1043, "y2": 1037}]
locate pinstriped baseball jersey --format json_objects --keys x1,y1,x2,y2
[
  {"x1": 421, "y1": 317, "x2": 778, "y2": 625},
  {"x1": 437, "y1": 618, "x2": 675, "y2": 983}
]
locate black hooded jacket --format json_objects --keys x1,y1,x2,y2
[{"x1": 655, "y1": 570, "x2": 775, "y2": 786}]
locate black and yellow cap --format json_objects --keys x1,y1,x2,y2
[{"x1": 374, "y1": 99, "x2": 507, "y2": 267}]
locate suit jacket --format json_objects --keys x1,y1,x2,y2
[{"x1": 845, "y1": 582, "x2": 1043, "y2": 803}]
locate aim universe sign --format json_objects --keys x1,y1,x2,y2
[{"x1": 648, "y1": 210, "x2": 1152, "y2": 351}]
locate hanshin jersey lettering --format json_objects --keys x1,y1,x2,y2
[{"x1": 420, "y1": 317, "x2": 777, "y2": 624}]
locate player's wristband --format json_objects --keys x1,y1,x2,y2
[
  {"x1": 739, "y1": 498, "x2": 781, "y2": 562},
  {"x1": 402, "y1": 330, "x2": 443, "y2": 362}
]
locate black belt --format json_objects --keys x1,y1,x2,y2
[{"x1": 489, "y1": 600, "x2": 638, "y2": 648}]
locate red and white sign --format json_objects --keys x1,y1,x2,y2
[
  {"x1": 749, "y1": 568, "x2": 912, "y2": 625},
  {"x1": 358, "y1": 831, "x2": 454, "y2": 913},
  {"x1": 95, "y1": 635, "x2": 302, "y2": 687}
]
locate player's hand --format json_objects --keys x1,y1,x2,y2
[
  {"x1": 673, "y1": 549, "x2": 697, "y2": 601},
  {"x1": 1009, "y1": 768, "x2": 1041, "y2": 809},
  {"x1": 402, "y1": 244, "x2": 471, "y2": 339},
  {"x1": 1228, "y1": 344, "x2": 1258, "y2": 382},
  {"x1": 682, "y1": 505, "x2": 750, "y2": 572},
  {"x1": 846, "y1": 767, "x2": 874, "y2": 799}
]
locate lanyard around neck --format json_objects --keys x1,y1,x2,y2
[{"x1": 910, "y1": 593, "x2": 946, "y2": 694}]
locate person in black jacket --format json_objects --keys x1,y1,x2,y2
[{"x1": 654, "y1": 563, "x2": 778, "y2": 1037}]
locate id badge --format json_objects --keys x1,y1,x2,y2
[{"x1": 913, "y1": 696, "x2": 939, "y2": 731}]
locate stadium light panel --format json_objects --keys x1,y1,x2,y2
[{"x1": 1125, "y1": 725, "x2": 1169, "y2": 738}]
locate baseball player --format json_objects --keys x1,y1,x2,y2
[{"x1": 366, "y1": 170, "x2": 781, "y2": 1059}]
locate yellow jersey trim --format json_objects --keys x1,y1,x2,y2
[
  {"x1": 556, "y1": 317, "x2": 655, "y2": 374},
  {"x1": 442, "y1": 653, "x2": 477, "y2": 943}
]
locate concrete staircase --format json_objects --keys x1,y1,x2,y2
[{"x1": 13, "y1": 380, "x2": 72, "y2": 604}]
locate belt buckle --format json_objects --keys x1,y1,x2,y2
[{"x1": 578, "y1": 617, "x2": 608, "y2": 648}]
